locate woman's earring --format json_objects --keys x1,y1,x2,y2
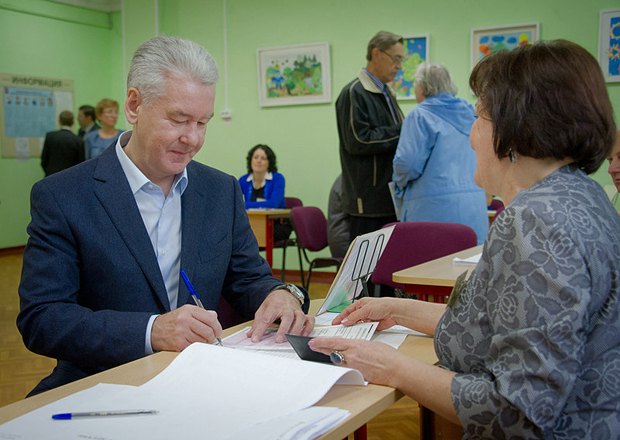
[{"x1": 509, "y1": 149, "x2": 518, "y2": 164}]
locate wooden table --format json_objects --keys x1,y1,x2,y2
[
  {"x1": 0, "y1": 300, "x2": 438, "y2": 440},
  {"x1": 246, "y1": 208, "x2": 290, "y2": 267},
  {"x1": 391, "y1": 245, "x2": 482, "y2": 300}
]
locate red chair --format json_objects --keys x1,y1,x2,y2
[
  {"x1": 290, "y1": 206, "x2": 343, "y2": 291},
  {"x1": 274, "y1": 197, "x2": 303, "y2": 281},
  {"x1": 370, "y1": 221, "x2": 477, "y2": 302}
]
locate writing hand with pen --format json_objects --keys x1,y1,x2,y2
[{"x1": 150, "y1": 270, "x2": 223, "y2": 352}]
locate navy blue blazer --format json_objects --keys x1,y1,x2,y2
[{"x1": 18, "y1": 146, "x2": 290, "y2": 392}]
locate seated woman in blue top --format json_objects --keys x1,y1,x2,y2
[
  {"x1": 238, "y1": 144, "x2": 290, "y2": 242},
  {"x1": 392, "y1": 62, "x2": 488, "y2": 244},
  {"x1": 85, "y1": 98, "x2": 123, "y2": 159}
]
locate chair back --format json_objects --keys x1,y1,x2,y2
[
  {"x1": 290, "y1": 206, "x2": 329, "y2": 252},
  {"x1": 371, "y1": 221, "x2": 477, "y2": 289},
  {"x1": 488, "y1": 198, "x2": 505, "y2": 214},
  {"x1": 285, "y1": 197, "x2": 303, "y2": 209}
]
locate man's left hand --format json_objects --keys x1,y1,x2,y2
[{"x1": 248, "y1": 289, "x2": 314, "y2": 343}]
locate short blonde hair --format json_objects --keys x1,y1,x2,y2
[{"x1": 95, "y1": 98, "x2": 119, "y2": 117}]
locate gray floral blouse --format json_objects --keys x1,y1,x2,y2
[{"x1": 435, "y1": 165, "x2": 620, "y2": 439}]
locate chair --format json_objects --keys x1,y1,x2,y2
[
  {"x1": 488, "y1": 198, "x2": 505, "y2": 224},
  {"x1": 273, "y1": 197, "x2": 303, "y2": 281},
  {"x1": 370, "y1": 221, "x2": 477, "y2": 302},
  {"x1": 290, "y1": 206, "x2": 343, "y2": 291}
]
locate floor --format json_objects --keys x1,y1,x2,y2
[{"x1": 0, "y1": 250, "x2": 419, "y2": 439}]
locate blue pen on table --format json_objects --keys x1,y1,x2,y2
[
  {"x1": 52, "y1": 409, "x2": 158, "y2": 420},
  {"x1": 180, "y1": 269, "x2": 223, "y2": 346}
]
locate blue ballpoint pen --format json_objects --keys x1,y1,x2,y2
[{"x1": 180, "y1": 269, "x2": 223, "y2": 346}]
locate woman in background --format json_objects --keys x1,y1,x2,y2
[
  {"x1": 311, "y1": 40, "x2": 620, "y2": 438},
  {"x1": 392, "y1": 62, "x2": 488, "y2": 244},
  {"x1": 85, "y1": 98, "x2": 122, "y2": 159},
  {"x1": 239, "y1": 144, "x2": 290, "y2": 242},
  {"x1": 608, "y1": 130, "x2": 620, "y2": 210}
]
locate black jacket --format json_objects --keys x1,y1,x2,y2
[
  {"x1": 336, "y1": 70, "x2": 403, "y2": 217},
  {"x1": 40, "y1": 128, "x2": 85, "y2": 176}
]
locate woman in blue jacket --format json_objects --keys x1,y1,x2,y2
[
  {"x1": 392, "y1": 63, "x2": 488, "y2": 244},
  {"x1": 239, "y1": 144, "x2": 290, "y2": 241}
]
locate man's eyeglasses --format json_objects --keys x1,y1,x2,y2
[{"x1": 380, "y1": 49, "x2": 404, "y2": 65}]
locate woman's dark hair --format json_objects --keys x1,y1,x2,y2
[
  {"x1": 246, "y1": 144, "x2": 278, "y2": 174},
  {"x1": 469, "y1": 39, "x2": 616, "y2": 174}
]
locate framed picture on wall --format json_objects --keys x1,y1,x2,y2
[
  {"x1": 257, "y1": 42, "x2": 331, "y2": 107},
  {"x1": 470, "y1": 23, "x2": 539, "y2": 70},
  {"x1": 598, "y1": 9, "x2": 620, "y2": 83},
  {"x1": 392, "y1": 35, "x2": 429, "y2": 100}
]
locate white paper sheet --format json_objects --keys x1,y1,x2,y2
[
  {"x1": 0, "y1": 343, "x2": 364, "y2": 440},
  {"x1": 453, "y1": 253, "x2": 481, "y2": 265}
]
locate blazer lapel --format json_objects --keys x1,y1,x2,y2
[
  {"x1": 178, "y1": 163, "x2": 207, "y2": 307},
  {"x1": 92, "y1": 147, "x2": 171, "y2": 311}
]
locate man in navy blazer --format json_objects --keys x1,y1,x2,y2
[{"x1": 18, "y1": 36, "x2": 313, "y2": 396}]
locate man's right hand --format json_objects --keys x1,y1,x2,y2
[{"x1": 151, "y1": 304, "x2": 223, "y2": 352}]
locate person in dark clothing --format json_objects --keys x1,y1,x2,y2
[
  {"x1": 335, "y1": 31, "x2": 404, "y2": 244},
  {"x1": 41, "y1": 110, "x2": 85, "y2": 176}
]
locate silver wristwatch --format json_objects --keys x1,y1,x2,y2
[{"x1": 271, "y1": 283, "x2": 305, "y2": 305}]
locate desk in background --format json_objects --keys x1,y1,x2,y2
[
  {"x1": 246, "y1": 208, "x2": 290, "y2": 267},
  {"x1": 0, "y1": 300, "x2": 438, "y2": 440},
  {"x1": 391, "y1": 245, "x2": 482, "y2": 300}
]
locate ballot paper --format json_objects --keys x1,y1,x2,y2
[
  {"x1": 452, "y1": 252, "x2": 482, "y2": 265},
  {"x1": 223, "y1": 322, "x2": 379, "y2": 360},
  {"x1": 0, "y1": 343, "x2": 363, "y2": 440}
]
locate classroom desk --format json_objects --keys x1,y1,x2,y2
[
  {"x1": 391, "y1": 245, "x2": 483, "y2": 300},
  {"x1": 0, "y1": 300, "x2": 438, "y2": 440},
  {"x1": 246, "y1": 208, "x2": 290, "y2": 267}
]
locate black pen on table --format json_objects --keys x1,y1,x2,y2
[{"x1": 180, "y1": 269, "x2": 223, "y2": 346}]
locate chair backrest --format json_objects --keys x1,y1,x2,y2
[
  {"x1": 290, "y1": 206, "x2": 329, "y2": 252},
  {"x1": 285, "y1": 197, "x2": 303, "y2": 209},
  {"x1": 371, "y1": 221, "x2": 477, "y2": 289},
  {"x1": 488, "y1": 198, "x2": 505, "y2": 214}
]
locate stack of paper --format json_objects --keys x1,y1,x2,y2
[
  {"x1": 452, "y1": 253, "x2": 482, "y2": 265},
  {"x1": 0, "y1": 343, "x2": 364, "y2": 440}
]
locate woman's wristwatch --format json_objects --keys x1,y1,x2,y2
[{"x1": 270, "y1": 283, "x2": 305, "y2": 305}]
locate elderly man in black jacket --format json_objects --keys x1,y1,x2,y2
[{"x1": 335, "y1": 31, "x2": 404, "y2": 244}]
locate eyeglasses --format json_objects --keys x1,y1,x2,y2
[
  {"x1": 102, "y1": 109, "x2": 118, "y2": 116},
  {"x1": 380, "y1": 49, "x2": 404, "y2": 65}
]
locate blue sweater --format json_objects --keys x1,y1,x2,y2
[
  {"x1": 392, "y1": 93, "x2": 488, "y2": 244},
  {"x1": 238, "y1": 172, "x2": 286, "y2": 209}
]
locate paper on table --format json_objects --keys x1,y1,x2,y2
[
  {"x1": 0, "y1": 343, "x2": 364, "y2": 440},
  {"x1": 452, "y1": 253, "x2": 481, "y2": 265},
  {"x1": 224, "y1": 406, "x2": 350, "y2": 440},
  {"x1": 224, "y1": 322, "x2": 379, "y2": 352}
]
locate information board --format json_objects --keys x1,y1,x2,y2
[{"x1": 1, "y1": 73, "x2": 74, "y2": 158}]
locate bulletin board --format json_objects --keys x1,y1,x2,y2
[{"x1": 0, "y1": 73, "x2": 74, "y2": 158}]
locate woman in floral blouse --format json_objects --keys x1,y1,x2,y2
[{"x1": 310, "y1": 39, "x2": 620, "y2": 438}]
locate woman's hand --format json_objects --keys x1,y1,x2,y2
[
  {"x1": 308, "y1": 337, "x2": 405, "y2": 386},
  {"x1": 332, "y1": 297, "x2": 399, "y2": 331}
]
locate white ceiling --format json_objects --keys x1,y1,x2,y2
[{"x1": 49, "y1": 0, "x2": 121, "y2": 12}]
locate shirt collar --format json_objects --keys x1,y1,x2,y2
[
  {"x1": 364, "y1": 68, "x2": 386, "y2": 89},
  {"x1": 115, "y1": 130, "x2": 188, "y2": 196},
  {"x1": 245, "y1": 172, "x2": 273, "y2": 182}
]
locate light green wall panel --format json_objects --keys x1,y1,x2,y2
[
  {"x1": 0, "y1": 3, "x2": 123, "y2": 247},
  {"x1": 1, "y1": 0, "x2": 618, "y2": 251}
]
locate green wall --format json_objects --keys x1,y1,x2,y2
[
  {"x1": 1, "y1": 0, "x2": 618, "y2": 252},
  {"x1": 0, "y1": 1, "x2": 124, "y2": 247}
]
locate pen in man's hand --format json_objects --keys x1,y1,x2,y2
[
  {"x1": 180, "y1": 269, "x2": 223, "y2": 346},
  {"x1": 52, "y1": 409, "x2": 158, "y2": 420}
]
